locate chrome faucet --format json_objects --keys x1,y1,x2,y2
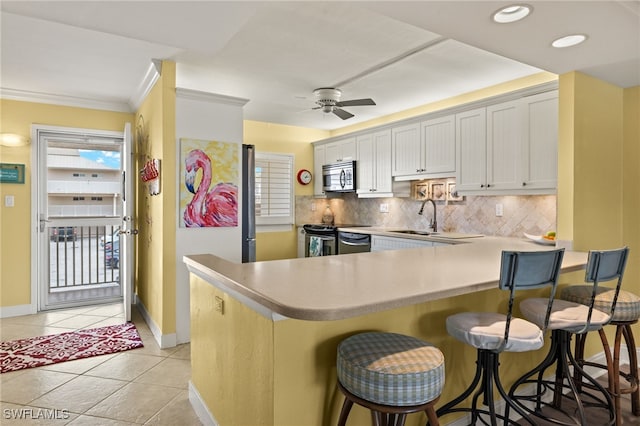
[{"x1": 418, "y1": 198, "x2": 437, "y2": 232}]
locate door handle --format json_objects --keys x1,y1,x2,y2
[
  {"x1": 119, "y1": 229, "x2": 139, "y2": 235},
  {"x1": 39, "y1": 214, "x2": 51, "y2": 232}
]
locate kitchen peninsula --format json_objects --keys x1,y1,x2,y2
[{"x1": 185, "y1": 236, "x2": 587, "y2": 426}]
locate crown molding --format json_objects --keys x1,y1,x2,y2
[
  {"x1": 0, "y1": 87, "x2": 131, "y2": 112},
  {"x1": 128, "y1": 59, "x2": 162, "y2": 111},
  {"x1": 176, "y1": 87, "x2": 249, "y2": 107}
]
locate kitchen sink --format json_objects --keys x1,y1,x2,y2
[{"x1": 389, "y1": 230, "x2": 433, "y2": 236}]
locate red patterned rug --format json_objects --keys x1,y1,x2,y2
[{"x1": 1, "y1": 322, "x2": 143, "y2": 373}]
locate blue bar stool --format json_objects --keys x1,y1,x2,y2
[
  {"x1": 336, "y1": 332, "x2": 445, "y2": 426},
  {"x1": 437, "y1": 249, "x2": 565, "y2": 425},
  {"x1": 561, "y1": 247, "x2": 636, "y2": 426},
  {"x1": 509, "y1": 247, "x2": 629, "y2": 425}
]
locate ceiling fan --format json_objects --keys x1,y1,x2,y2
[{"x1": 312, "y1": 88, "x2": 376, "y2": 120}]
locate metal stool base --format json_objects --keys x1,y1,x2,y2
[{"x1": 509, "y1": 329, "x2": 615, "y2": 426}]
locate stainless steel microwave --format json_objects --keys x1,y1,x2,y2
[{"x1": 322, "y1": 161, "x2": 356, "y2": 192}]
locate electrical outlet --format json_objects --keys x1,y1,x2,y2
[
  {"x1": 214, "y1": 296, "x2": 224, "y2": 315},
  {"x1": 311, "y1": 203, "x2": 316, "y2": 212},
  {"x1": 495, "y1": 203, "x2": 503, "y2": 217},
  {"x1": 5, "y1": 195, "x2": 14, "y2": 207},
  {"x1": 379, "y1": 203, "x2": 389, "y2": 213}
]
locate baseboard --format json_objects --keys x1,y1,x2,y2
[
  {"x1": 440, "y1": 347, "x2": 639, "y2": 426},
  {"x1": 0, "y1": 303, "x2": 35, "y2": 318},
  {"x1": 188, "y1": 381, "x2": 218, "y2": 426},
  {"x1": 135, "y1": 300, "x2": 177, "y2": 349}
]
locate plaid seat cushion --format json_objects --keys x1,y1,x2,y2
[
  {"x1": 337, "y1": 332, "x2": 444, "y2": 406},
  {"x1": 561, "y1": 286, "x2": 640, "y2": 322}
]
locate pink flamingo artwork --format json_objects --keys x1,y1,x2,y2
[{"x1": 183, "y1": 149, "x2": 238, "y2": 227}]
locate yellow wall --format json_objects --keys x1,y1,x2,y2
[
  {"x1": 134, "y1": 61, "x2": 177, "y2": 334},
  {"x1": 623, "y1": 86, "x2": 640, "y2": 288},
  {"x1": 0, "y1": 99, "x2": 133, "y2": 308},
  {"x1": 243, "y1": 120, "x2": 328, "y2": 261}
]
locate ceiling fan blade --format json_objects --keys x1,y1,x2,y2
[
  {"x1": 332, "y1": 108, "x2": 354, "y2": 120},
  {"x1": 336, "y1": 98, "x2": 376, "y2": 107}
]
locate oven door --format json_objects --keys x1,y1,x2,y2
[{"x1": 304, "y1": 233, "x2": 336, "y2": 257}]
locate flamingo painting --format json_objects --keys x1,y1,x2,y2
[{"x1": 183, "y1": 148, "x2": 238, "y2": 227}]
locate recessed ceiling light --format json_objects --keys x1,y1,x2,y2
[
  {"x1": 492, "y1": 4, "x2": 532, "y2": 23},
  {"x1": 551, "y1": 34, "x2": 587, "y2": 48}
]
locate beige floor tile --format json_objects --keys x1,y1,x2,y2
[
  {"x1": 67, "y1": 415, "x2": 137, "y2": 425},
  {"x1": 30, "y1": 375, "x2": 126, "y2": 414},
  {"x1": 83, "y1": 304, "x2": 124, "y2": 317},
  {"x1": 169, "y1": 343, "x2": 191, "y2": 360},
  {"x1": 131, "y1": 335, "x2": 180, "y2": 357},
  {"x1": 0, "y1": 369, "x2": 27, "y2": 386},
  {"x1": 84, "y1": 317, "x2": 126, "y2": 329},
  {"x1": 0, "y1": 370, "x2": 76, "y2": 404},
  {"x1": 39, "y1": 353, "x2": 117, "y2": 375},
  {"x1": 85, "y1": 352, "x2": 163, "y2": 381},
  {"x1": 86, "y1": 382, "x2": 181, "y2": 424},
  {"x1": 0, "y1": 312, "x2": 75, "y2": 327},
  {"x1": 0, "y1": 324, "x2": 74, "y2": 341},
  {"x1": 48, "y1": 315, "x2": 108, "y2": 329},
  {"x1": 144, "y1": 390, "x2": 202, "y2": 425},
  {"x1": 0, "y1": 401, "x2": 80, "y2": 425},
  {"x1": 135, "y1": 358, "x2": 191, "y2": 389}
]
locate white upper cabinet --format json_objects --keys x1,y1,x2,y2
[
  {"x1": 357, "y1": 129, "x2": 393, "y2": 197},
  {"x1": 521, "y1": 91, "x2": 558, "y2": 190},
  {"x1": 392, "y1": 115, "x2": 456, "y2": 180},
  {"x1": 313, "y1": 144, "x2": 326, "y2": 197},
  {"x1": 486, "y1": 100, "x2": 522, "y2": 191},
  {"x1": 456, "y1": 107, "x2": 487, "y2": 192},
  {"x1": 422, "y1": 115, "x2": 456, "y2": 175},
  {"x1": 391, "y1": 122, "x2": 422, "y2": 177},
  {"x1": 456, "y1": 90, "x2": 558, "y2": 195},
  {"x1": 324, "y1": 137, "x2": 356, "y2": 164}
]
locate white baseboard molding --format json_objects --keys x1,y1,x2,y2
[
  {"x1": 188, "y1": 381, "x2": 218, "y2": 426},
  {"x1": 136, "y1": 300, "x2": 177, "y2": 349},
  {"x1": 441, "y1": 347, "x2": 639, "y2": 426},
  {"x1": 0, "y1": 303, "x2": 35, "y2": 318}
]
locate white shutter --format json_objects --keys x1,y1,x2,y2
[{"x1": 255, "y1": 152, "x2": 294, "y2": 226}]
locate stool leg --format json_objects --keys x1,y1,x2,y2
[
  {"x1": 622, "y1": 324, "x2": 640, "y2": 416},
  {"x1": 424, "y1": 406, "x2": 440, "y2": 426},
  {"x1": 337, "y1": 392, "x2": 354, "y2": 426},
  {"x1": 612, "y1": 326, "x2": 624, "y2": 426}
]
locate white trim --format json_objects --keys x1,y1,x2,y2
[
  {"x1": 0, "y1": 304, "x2": 36, "y2": 318},
  {"x1": 188, "y1": 381, "x2": 219, "y2": 426},
  {"x1": 136, "y1": 300, "x2": 177, "y2": 349},
  {"x1": 0, "y1": 87, "x2": 131, "y2": 112},
  {"x1": 128, "y1": 59, "x2": 162, "y2": 111},
  {"x1": 175, "y1": 87, "x2": 249, "y2": 106}
]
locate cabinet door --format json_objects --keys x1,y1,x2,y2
[
  {"x1": 373, "y1": 129, "x2": 392, "y2": 193},
  {"x1": 313, "y1": 145, "x2": 325, "y2": 196},
  {"x1": 422, "y1": 115, "x2": 455, "y2": 174},
  {"x1": 325, "y1": 137, "x2": 356, "y2": 163},
  {"x1": 356, "y1": 133, "x2": 375, "y2": 194},
  {"x1": 486, "y1": 100, "x2": 521, "y2": 190},
  {"x1": 456, "y1": 108, "x2": 486, "y2": 192},
  {"x1": 391, "y1": 122, "x2": 422, "y2": 176},
  {"x1": 521, "y1": 91, "x2": 558, "y2": 190}
]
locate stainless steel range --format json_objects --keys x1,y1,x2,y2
[{"x1": 302, "y1": 224, "x2": 370, "y2": 257}]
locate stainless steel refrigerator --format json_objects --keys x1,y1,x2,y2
[{"x1": 242, "y1": 144, "x2": 256, "y2": 262}]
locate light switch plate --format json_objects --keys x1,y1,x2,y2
[
  {"x1": 5, "y1": 195, "x2": 14, "y2": 207},
  {"x1": 495, "y1": 203, "x2": 503, "y2": 217},
  {"x1": 379, "y1": 203, "x2": 389, "y2": 213}
]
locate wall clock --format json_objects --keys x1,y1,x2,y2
[{"x1": 297, "y1": 169, "x2": 312, "y2": 185}]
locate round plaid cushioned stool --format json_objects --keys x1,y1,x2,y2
[
  {"x1": 561, "y1": 285, "x2": 640, "y2": 426},
  {"x1": 336, "y1": 332, "x2": 445, "y2": 426}
]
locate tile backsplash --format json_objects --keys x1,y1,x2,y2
[{"x1": 296, "y1": 193, "x2": 556, "y2": 237}]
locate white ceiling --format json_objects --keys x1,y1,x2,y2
[{"x1": 1, "y1": 1, "x2": 638, "y2": 131}]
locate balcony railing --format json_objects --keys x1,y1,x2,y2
[{"x1": 49, "y1": 225, "x2": 120, "y2": 291}]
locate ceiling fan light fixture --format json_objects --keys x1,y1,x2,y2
[
  {"x1": 492, "y1": 4, "x2": 532, "y2": 23},
  {"x1": 551, "y1": 34, "x2": 587, "y2": 48}
]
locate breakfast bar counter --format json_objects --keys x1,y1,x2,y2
[
  {"x1": 184, "y1": 237, "x2": 587, "y2": 426},
  {"x1": 184, "y1": 236, "x2": 586, "y2": 321}
]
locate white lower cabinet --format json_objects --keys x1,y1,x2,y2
[{"x1": 371, "y1": 235, "x2": 434, "y2": 252}]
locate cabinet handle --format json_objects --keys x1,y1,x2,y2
[
  {"x1": 480, "y1": 184, "x2": 485, "y2": 188},
  {"x1": 522, "y1": 182, "x2": 527, "y2": 186},
  {"x1": 487, "y1": 184, "x2": 492, "y2": 188}
]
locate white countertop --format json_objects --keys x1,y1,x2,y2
[{"x1": 184, "y1": 236, "x2": 587, "y2": 321}]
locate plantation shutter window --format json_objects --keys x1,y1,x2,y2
[{"x1": 255, "y1": 153, "x2": 294, "y2": 227}]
